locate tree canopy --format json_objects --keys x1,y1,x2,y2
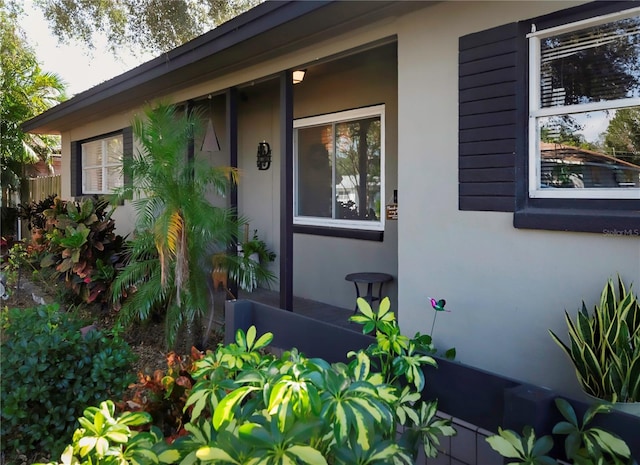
[
  {"x1": 1, "y1": 1, "x2": 66, "y2": 205},
  {"x1": 604, "y1": 107, "x2": 640, "y2": 166},
  {"x1": 26, "y1": 0, "x2": 261, "y2": 57}
]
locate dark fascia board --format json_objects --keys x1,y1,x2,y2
[{"x1": 22, "y1": 0, "x2": 419, "y2": 134}]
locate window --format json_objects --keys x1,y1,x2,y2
[
  {"x1": 528, "y1": 8, "x2": 640, "y2": 199},
  {"x1": 459, "y1": 3, "x2": 640, "y2": 233},
  {"x1": 294, "y1": 105, "x2": 385, "y2": 231},
  {"x1": 81, "y1": 133, "x2": 124, "y2": 194}
]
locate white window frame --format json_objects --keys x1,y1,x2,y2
[
  {"x1": 293, "y1": 105, "x2": 385, "y2": 231},
  {"x1": 81, "y1": 134, "x2": 124, "y2": 195},
  {"x1": 527, "y1": 7, "x2": 640, "y2": 199}
]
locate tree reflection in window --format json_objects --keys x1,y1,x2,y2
[
  {"x1": 535, "y1": 12, "x2": 640, "y2": 190},
  {"x1": 296, "y1": 108, "x2": 383, "y2": 226},
  {"x1": 335, "y1": 117, "x2": 381, "y2": 220}
]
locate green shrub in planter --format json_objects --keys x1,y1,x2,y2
[
  {"x1": 549, "y1": 275, "x2": 640, "y2": 404},
  {"x1": 0, "y1": 304, "x2": 136, "y2": 458},
  {"x1": 486, "y1": 398, "x2": 633, "y2": 464},
  {"x1": 170, "y1": 297, "x2": 455, "y2": 464}
]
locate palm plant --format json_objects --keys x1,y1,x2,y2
[
  {"x1": 1, "y1": 9, "x2": 66, "y2": 208},
  {"x1": 111, "y1": 102, "x2": 270, "y2": 347}
]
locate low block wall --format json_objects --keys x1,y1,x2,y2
[
  {"x1": 225, "y1": 299, "x2": 373, "y2": 363},
  {"x1": 225, "y1": 299, "x2": 640, "y2": 462}
]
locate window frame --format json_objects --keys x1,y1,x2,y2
[
  {"x1": 80, "y1": 131, "x2": 125, "y2": 195},
  {"x1": 526, "y1": 7, "x2": 640, "y2": 200},
  {"x1": 293, "y1": 105, "x2": 386, "y2": 232},
  {"x1": 511, "y1": 1, "x2": 640, "y2": 234}
]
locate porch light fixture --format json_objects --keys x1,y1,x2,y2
[
  {"x1": 257, "y1": 141, "x2": 272, "y2": 170},
  {"x1": 292, "y1": 69, "x2": 306, "y2": 84}
]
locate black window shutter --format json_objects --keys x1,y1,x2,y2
[
  {"x1": 122, "y1": 126, "x2": 133, "y2": 190},
  {"x1": 459, "y1": 22, "x2": 522, "y2": 212},
  {"x1": 69, "y1": 141, "x2": 82, "y2": 197}
]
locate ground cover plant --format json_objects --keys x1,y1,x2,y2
[{"x1": 0, "y1": 303, "x2": 135, "y2": 459}]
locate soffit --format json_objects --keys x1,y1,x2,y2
[{"x1": 23, "y1": 1, "x2": 430, "y2": 135}]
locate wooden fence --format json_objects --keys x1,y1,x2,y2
[{"x1": 27, "y1": 175, "x2": 61, "y2": 203}]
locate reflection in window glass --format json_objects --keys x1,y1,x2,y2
[
  {"x1": 295, "y1": 106, "x2": 384, "y2": 229},
  {"x1": 538, "y1": 109, "x2": 640, "y2": 188},
  {"x1": 530, "y1": 10, "x2": 640, "y2": 198},
  {"x1": 335, "y1": 118, "x2": 381, "y2": 220},
  {"x1": 297, "y1": 125, "x2": 333, "y2": 218},
  {"x1": 540, "y1": 16, "x2": 640, "y2": 107}
]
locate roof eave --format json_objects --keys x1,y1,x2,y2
[{"x1": 21, "y1": 0, "x2": 331, "y2": 134}]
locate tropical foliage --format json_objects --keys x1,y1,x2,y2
[
  {"x1": 168, "y1": 297, "x2": 453, "y2": 464},
  {"x1": 111, "y1": 102, "x2": 268, "y2": 348},
  {"x1": 1, "y1": 303, "x2": 135, "y2": 458},
  {"x1": 549, "y1": 276, "x2": 640, "y2": 403},
  {"x1": 44, "y1": 297, "x2": 455, "y2": 464},
  {"x1": 30, "y1": 196, "x2": 126, "y2": 304},
  {"x1": 34, "y1": 400, "x2": 171, "y2": 465},
  {"x1": 238, "y1": 228, "x2": 276, "y2": 292},
  {"x1": 487, "y1": 398, "x2": 634, "y2": 465},
  {"x1": 0, "y1": 3, "x2": 66, "y2": 207}
]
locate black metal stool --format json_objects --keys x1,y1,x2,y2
[{"x1": 345, "y1": 272, "x2": 393, "y2": 313}]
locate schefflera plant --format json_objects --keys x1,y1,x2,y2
[{"x1": 171, "y1": 297, "x2": 454, "y2": 465}]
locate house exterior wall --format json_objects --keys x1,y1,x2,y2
[
  {"x1": 237, "y1": 84, "x2": 282, "y2": 288},
  {"x1": 235, "y1": 50, "x2": 399, "y2": 308},
  {"x1": 60, "y1": 111, "x2": 138, "y2": 234},
  {"x1": 54, "y1": 0, "x2": 640, "y2": 398},
  {"x1": 395, "y1": 0, "x2": 639, "y2": 397},
  {"x1": 292, "y1": 47, "x2": 399, "y2": 308}
]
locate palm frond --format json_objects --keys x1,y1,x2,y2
[
  {"x1": 113, "y1": 101, "x2": 255, "y2": 348},
  {"x1": 117, "y1": 267, "x2": 167, "y2": 326}
]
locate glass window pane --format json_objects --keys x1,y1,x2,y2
[
  {"x1": 82, "y1": 140, "x2": 102, "y2": 167},
  {"x1": 297, "y1": 125, "x2": 333, "y2": 218},
  {"x1": 540, "y1": 16, "x2": 640, "y2": 108},
  {"x1": 83, "y1": 168, "x2": 103, "y2": 192},
  {"x1": 538, "y1": 107, "x2": 640, "y2": 188},
  {"x1": 335, "y1": 117, "x2": 381, "y2": 221},
  {"x1": 106, "y1": 136, "x2": 123, "y2": 164},
  {"x1": 105, "y1": 166, "x2": 123, "y2": 190}
]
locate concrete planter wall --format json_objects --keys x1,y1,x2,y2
[{"x1": 225, "y1": 299, "x2": 640, "y2": 462}]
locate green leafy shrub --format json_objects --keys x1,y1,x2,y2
[
  {"x1": 38, "y1": 196, "x2": 125, "y2": 303},
  {"x1": 18, "y1": 194, "x2": 57, "y2": 232},
  {"x1": 35, "y1": 400, "x2": 173, "y2": 465},
  {"x1": 118, "y1": 347, "x2": 203, "y2": 440},
  {"x1": 34, "y1": 298, "x2": 455, "y2": 464},
  {"x1": 0, "y1": 304, "x2": 136, "y2": 457},
  {"x1": 486, "y1": 398, "x2": 634, "y2": 465},
  {"x1": 170, "y1": 297, "x2": 455, "y2": 464}
]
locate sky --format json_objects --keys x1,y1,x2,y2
[{"x1": 19, "y1": 1, "x2": 153, "y2": 97}]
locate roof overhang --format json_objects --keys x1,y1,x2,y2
[{"x1": 22, "y1": 0, "x2": 428, "y2": 135}]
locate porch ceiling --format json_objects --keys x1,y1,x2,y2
[{"x1": 23, "y1": 0, "x2": 429, "y2": 135}]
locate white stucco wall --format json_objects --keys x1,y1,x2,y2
[{"x1": 395, "y1": 1, "x2": 640, "y2": 397}]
